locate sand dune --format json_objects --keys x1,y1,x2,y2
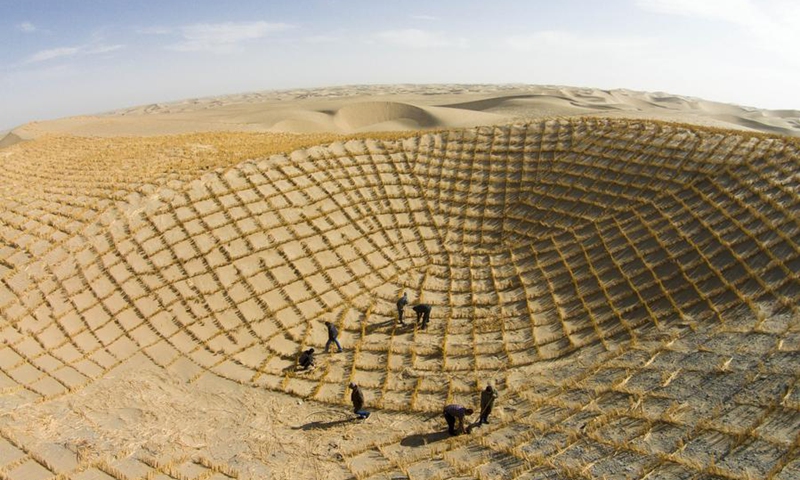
[
  {"x1": 5, "y1": 85, "x2": 800, "y2": 144},
  {"x1": 0, "y1": 108, "x2": 798, "y2": 479},
  {"x1": 0, "y1": 131, "x2": 23, "y2": 148},
  {"x1": 333, "y1": 101, "x2": 437, "y2": 131}
]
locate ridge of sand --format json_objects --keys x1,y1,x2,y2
[
  {"x1": 0, "y1": 132, "x2": 24, "y2": 149},
  {"x1": 5, "y1": 85, "x2": 799, "y2": 145},
  {"x1": 0, "y1": 117, "x2": 798, "y2": 479}
]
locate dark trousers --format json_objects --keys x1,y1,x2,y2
[
  {"x1": 398, "y1": 307, "x2": 404, "y2": 323},
  {"x1": 480, "y1": 405, "x2": 493, "y2": 423},
  {"x1": 416, "y1": 311, "x2": 430, "y2": 329},
  {"x1": 326, "y1": 338, "x2": 342, "y2": 352},
  {"x1": 444, "y1": 412, "x2": 457, "y2": 435}
]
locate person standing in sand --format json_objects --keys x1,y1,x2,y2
[
  {"x1": 325, "y1": 321, "x2": 343, "y2": 352},
  {"x1": 349, "y1": 383, "x2": 370, "y2": 419},
  {"x1": 396, "y1": 292, "x2": 408, "y2": 324},
  {"x1": 412, "y1": 304, "x2": 432, "y2": 329},
  {"x1": 479, "y1": 385, "x2": 498, "y2": 424}
]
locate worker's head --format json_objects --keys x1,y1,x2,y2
[
  {"x1": 325, "y1": 321, "x2": 331, "y2": 326},
  {"x1": 349, "y1": 382, "x2": 357, "y2": 389},
  {"x1": 486, "y1": 385, "x2": 493, "y2": 391},
  {"x1": 465, "y1": 408, "x2": 474, "y2": 416},
  {"x1": 308, "y1": 348, "x2": 315, "y2": 353}
]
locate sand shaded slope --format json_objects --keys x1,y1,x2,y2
[{"x1": 0, "y1": 119, "x2": 799, "y2": 479}]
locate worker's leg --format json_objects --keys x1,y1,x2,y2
[
  {"x1": 444, "y1": 412, "x2": 456, "y2": 435},
  {"x1": 333, "y1": 338, "x2": 343, "y2": 352}
]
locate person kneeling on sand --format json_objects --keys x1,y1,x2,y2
[
  {"x1": 443, "y1": 404, "x2": 473, "y2": 435},
  {"x1": 298, "y1": 348, "x2": 315, "y2": 370},
  {"x1": 349, "y1": 383, "x2": 370, "y2": 419}
]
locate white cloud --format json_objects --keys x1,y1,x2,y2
[
  {"x1": 137, "y1": 26, "x2": 173, "y2": 35},
  {"x1": 16, "y1": 22, "x2": 37, "y2": 33},
  {"x1": 86, "y1": 45, "x2": 125, "y2": 55},
  {"x1": 506, "y1": 30, "x2": 650, "y2": 53},
  {"x1": 25, "y1": 44, "x2": 124, "y2": 64},
  {"x1": 375, "y1": 29, "x2": 467, "y2": 49},
  {"x1": 26, "y1": 47, "x2": 81, "y2": 63},
  {"x1": 636, "y1": 0, "x2": 799, "y2": 60},
  {"x1": 168, "y1": 21, "x2": 294, "y2": 53},
  {"x1": 303, "y1": 35, "x2": 341, "y2": 44},
  {"x1": 636, "y1": 0, "x2": 760, "y2": 24}
]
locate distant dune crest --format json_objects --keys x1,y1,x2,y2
[{"x1": 5, "y1": 84, "x2": 799, "y2": 143}]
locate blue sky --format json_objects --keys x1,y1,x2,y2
[{"x1": 2, "y1": 0, "x2": 799, "y2": 129}]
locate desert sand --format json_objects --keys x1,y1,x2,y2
[
  {"x1": 5, "y1": 85, "x2": 800, "y2": 144},
  {"x1": 0, "y1": 85, "x2": 798, "y2": 480}
]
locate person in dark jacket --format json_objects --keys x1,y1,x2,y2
[
  {"x1": 396, "y1": 292, "x2": 408, "y2": 324},
  {"x1": 325, "y1": 321, "x2": 343, "y2": 353},
  {"x1": 412, "y1": 304, "x2": 432, "y2": 329},
  {"x1": 479, "y1": 385, "x2": 498, "y2": 424},
  {"x1": 443, "y1": 404, "x2": 473, "y2": 435},
  {"x1": 298, "y1": 348, "x2": 315, "y2": 370},
  {"x1": 349, "y1": 383, "x2": 370, "y2": 419}
]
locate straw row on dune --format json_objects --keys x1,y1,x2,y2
[{"x1": 0, "y1": 117, "x2": 798, "y2": 479}]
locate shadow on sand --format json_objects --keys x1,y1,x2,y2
[
  {"x1": 365, "y1": 319, "x2": 403, "y2": 335},
  {"x1": 293, "y1": 418, "x2": 353, "y2": 431},
  {"x1": 400, "y1": 430, "x2": 451, "y2": 447}
]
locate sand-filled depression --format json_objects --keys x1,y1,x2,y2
[{"x1": 0, "y1": 118, "x2": 799, "y2": 479}]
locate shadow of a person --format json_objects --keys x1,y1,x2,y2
[
  {"x1": 364, "y1": 319, "x2": 397, "y2": 335},
  {"x1": 399, "y1": 430, "x2": 451, "y2": 447},
  {"x1": 293, "y1": 418, "x2": 353, "y2": 431}
]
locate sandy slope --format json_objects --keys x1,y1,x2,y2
[
  {"x1": 0, "y1": 132, "x2": 23, "y2": 149},
  {"x1": 7, "y1": 84, "x2": 800, "y2": 141},
  {"x1": 0, "y1": 87, "x2": 799, "y2": 480}
]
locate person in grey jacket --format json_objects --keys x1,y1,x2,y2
[
  {"x1": 325, "y1": 321, "x2": 343, "y2": 353},
  {"x1": 396, "y1": 292, "x2": 408, "y2": 324}
]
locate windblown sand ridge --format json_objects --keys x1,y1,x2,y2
[{"x1": 0, "y1": 118, "x2": 799, "y2": 479}]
